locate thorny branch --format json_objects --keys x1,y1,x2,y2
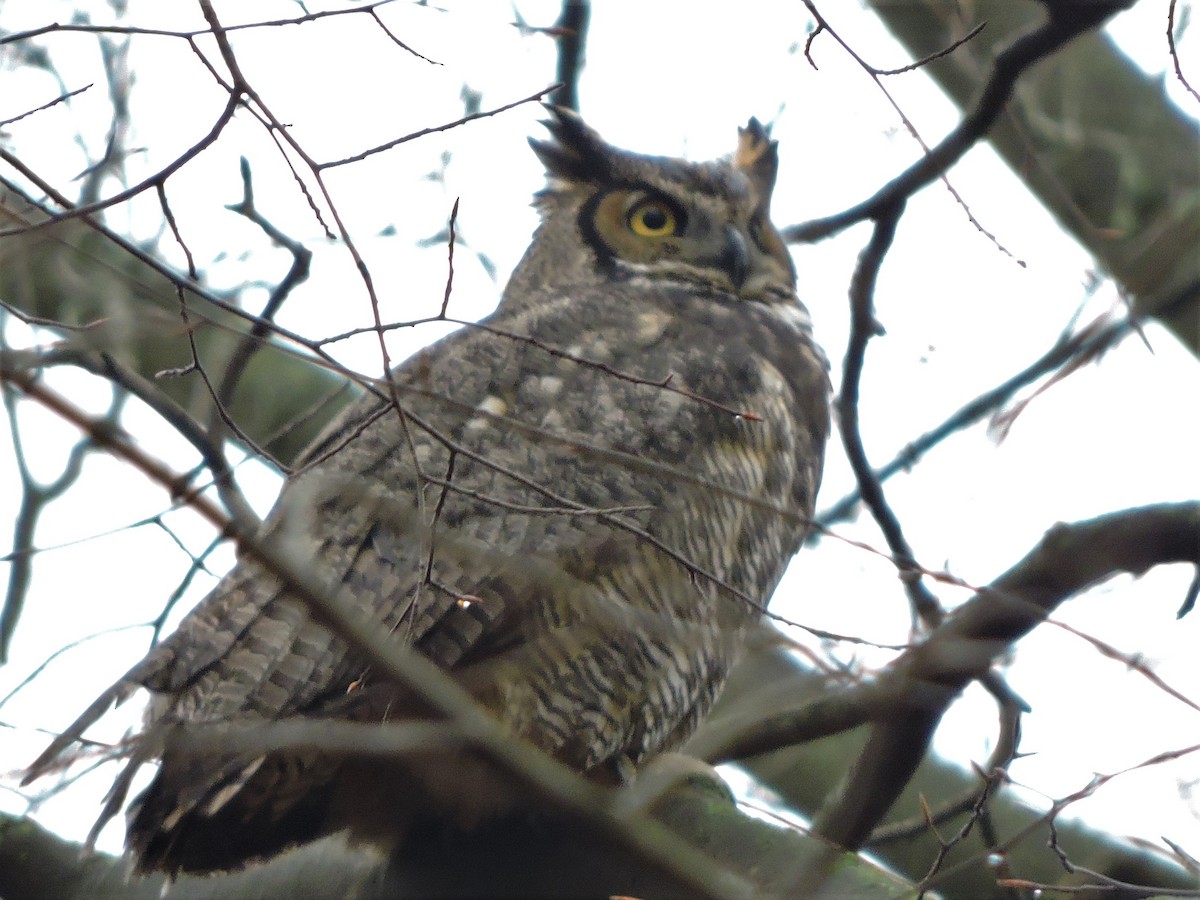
[
  {"x1": 801, "y1": 0, "x2": 1146, "y2": 641},
  {"x1": 866, "y1": 692, "x2": 1021, "y2": 847},
  {"x1": 940, "y1": 742, "x2": 1200, "y2": 897},
  {"x1": 171, "y1": 281, "x2": 280, "y2": 475},
  {"x1": 321, "y1": 85, "x2": 558, "y2": 170},
  {"x1": 914, "y1": 767, "x2": 1007, "y2": 893},
  {"x1": 148, "y1": 533, "x2": 224, "y2": 648}
]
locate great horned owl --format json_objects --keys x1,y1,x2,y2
[{"x1": 25, "y1": 107, "x2": 830, "y2": 875}]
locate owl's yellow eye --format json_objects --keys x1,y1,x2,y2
[{"x1": 627, "y1": 200, "x2": 679, "y2": 238}]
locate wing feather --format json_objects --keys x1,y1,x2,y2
[{"x1": 26, "y1": 279, "x2": 829, "y2": 874}]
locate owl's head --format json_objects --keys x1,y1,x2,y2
[{"x1": 503, "y1": 107, "x2": 796, "y2": 307}]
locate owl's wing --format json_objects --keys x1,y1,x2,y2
[{"x1": 25, "y1": 280, "x2": 828, "y2": 872}]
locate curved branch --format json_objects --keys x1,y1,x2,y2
[
  {"x1": 785, "y1": 2, "x2": 1131, "y2": 243},
  {"x1": 0, "y1": 95, "x2": 239, "y2": 237},
  {"x1": 813, "y1": 501, "x2": 1200, "y2": 850},
  {"x1": 813, "y1": 311, "x2": 1134, "y2": 533}
]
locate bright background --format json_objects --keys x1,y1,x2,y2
[{"x1": 1, "y1": 0, "x2": 1198, "y2": 862}]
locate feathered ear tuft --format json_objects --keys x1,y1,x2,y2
[
  {"x1": 528, "y1": 105, "x2": 616, "y2": 182},
  {"x1": 735, "y1": 117, "x2": 780, "y2": 205}
]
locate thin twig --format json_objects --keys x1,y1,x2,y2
[
  {"x1": 785, "y1": 4, "x2": 1131, "y2": 244},
  {"x1": 0, "y1": 95, "x2": 239, "y2": 237},
  {"x1": 814, "y1": 313, "x2": 1134, "y2": 533},
  {"x1": 320, "y1": 85, "x2": 558, "y2": 170},
  {"x1": 0, "y1": 83, "x2": 93, "y2": 129}
]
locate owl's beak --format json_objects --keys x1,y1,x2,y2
[{"x1": 720, "y1": 225, "x2": 751, "y2": 289}]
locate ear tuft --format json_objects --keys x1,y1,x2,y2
[
  {"x1": 529, "y1": 105, "x2": 615, "y2": 182},
  {"x1": 735, "y1": 117, "x2": 780, "y2": 202}
]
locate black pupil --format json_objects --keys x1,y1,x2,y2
[{"x1": 641, "y1": 207, "x2": 669, "y2": 231}]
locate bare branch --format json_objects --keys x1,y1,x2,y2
[
  {"x1": 812, "y1": 502, "x2": 1200, "y2": 851},
  {"x1": 785, "y1": 3, "x2": 1133, "y2": 243},
  {"x1": 0, "y1": 84, "x2": 93, "y2": 129},
  {"x1": 548, "y1": 1, "x2": 590, "y2": 112},
  {"x1": 319, "y1": 86, "x2": 559, "y2": 170},
  {"x1": 814, "y1": 309, "x2": 1135, "y2": 533},
  {"x1": 217, "y1": 157, "x2": 313, "y2": 435},
  {"x1": 0, "y1": 338, "x2": 125, "y2": 661},
  {"x1": 0, "y1": 95, "x2": 239, "y2": 237}
]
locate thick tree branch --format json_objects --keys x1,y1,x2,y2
[
  {"x1": 870, "y1": 0, "x2": 1200, "y2": 354},
  {"x1": 813, "y1": 502, "x2": 1200, "y2": 850},
  {"x1": 549, "y1": 0, "x2": 589, "y2": 112},
  {"x1": 785, "y1": 1, "x2": 1132, "y2": 243}
]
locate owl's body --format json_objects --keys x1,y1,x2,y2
[{"x1": 26, "y1": 109, "x2": 829, "y2": 875}]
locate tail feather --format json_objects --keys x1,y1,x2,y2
[
  {"x1": 22, "y1": 630, "x2": 185, "y2": 787},
  {"x1": 21, "y1": 679, "x2": 139, "y2": 786},
  {"x1": 128, "y1": 750, "x2": 337, "y2": 876}
]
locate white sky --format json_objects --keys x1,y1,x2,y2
[{"x1": 1, "y1": 0, "x2": 1199, "y2": 870}]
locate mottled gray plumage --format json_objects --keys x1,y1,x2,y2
[{"x1": 25, "y1": 108, "x2": 830, "y2": 875}]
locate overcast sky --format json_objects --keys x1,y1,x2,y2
[{"x1": 2, "y1": 0, "x2": 1198, "y2": 859}]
